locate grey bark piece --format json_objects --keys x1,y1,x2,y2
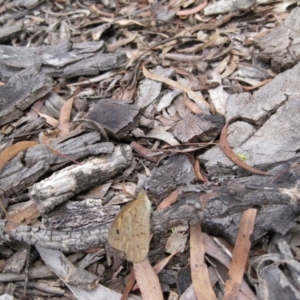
[
  {"x1": 200, "y1": 121, "x2": 255, "y2": 176},
  {"x1": 0, "y1": 220, "x2": 108, "y2": 252},
  {"x1": 257, "y1": 264, "x2": 300, "y2": 300},
  {"x1": 255, "y1": 7, "x2": 300, "y2": 72},
  {"x1": 0, "y1": 40, "x2": 119, "y2": 80},
  {"x1": 199, "y1": 61, "x2": 300, "y2": 176},
  {"x1": 0, "y1": 20, "x2": 23, "y2": 42},
  {"x1": 0, "y1": 159, "x2": 49, "y2": 198},
  {"x1": 173, "y1": 114, "x2": 224, "y2": 143},
  {"x1": 62, "y1": 52, "x2": 127, "y2": 78},
  {"x1": 7, "y1": 116, "x2": 46, "y2": 139},
  {"x1": 41, "y1": 93, "x2": 70, "y2": 120},
  {"x1": 43, "y1": 199, "x2": 120, "y2": 230},
  {"x1": 29, "y1": 145, "x2": 133, "y2": 213},
  {"x1": 136, "y1": 66, "x2": 175, "y2": 108},
  {"x1": 3, "y1": 178, "x2": 300, "y2": 251},
  {"x1": 0, "y1": 40, "x2": 102, "y2": 69},
  {"x1": 0, "y1": 60, "x2": 21, "y2": 81},
  {"x1": 25, "y1": 132, "x2": 112, "y2": 167},
  {"x1": 0, "y1": 132, "x2": 112, "y2": 197},
  {"x1": 0, "y1": 65, "x2": 53, "y2": 126},
  {"x1": 227, "y1": 60, "x2": 300, "y2": 122},
  {"x1": 15, "y1": 0, "x2": 40, "y2": 7},
  {"x1": 86, "y1": 99, "x2": 141, "y2": 140},
  {"x1": 145, "y1": 154, "x2": 197, "y2": 203},
  {"x1": 36, "y1": 247, "x2": 99, "y2": 290},
  {"x1": 204, "y1": 0, "x2": 255, "y2": 15},
  {"x1": 157, "y1": 89, "x2": 181, "y2": 112},
  {"x1": 204, "y1": 205, "x2": 299, "y2": 246},
  {"x1": 2, "y1": 248, "x2": 27, "y2": 274}
]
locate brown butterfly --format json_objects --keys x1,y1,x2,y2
[{"x1": 108, "y1": 190, "x2": 151, "y2": 263}]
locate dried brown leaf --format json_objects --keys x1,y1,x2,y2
[
  {"x1": 133, "y1": 258, "x2": 164, "y2": 300},
  {"x1": 241, "y1": 78, "x2": 273, "y2": 91},
  {"x1": 5, "y1": 201, "x2": 40, "y2": 224},
  {"x1": 58, "y1": 94, "x2": 76, "y2": 137},
  {"x1": 145, "y1": 128, "x2": 179, "y2": 146},
  {"x1": 177, "y1": 0, "x2": 208, "y2": 16},
  {"x1": 107, "y1": 32, "x2": 137, "y2": 52},
  {"x1": 121, "y1": 270, "x2": 136, "y2": 300},
  {"x1": 219, "y1": 118, "x2": 270, "y2": 175},
  {"x1": 0, "y1": 141, "x2": 38, "y2": 170},
  {"x1": 143, "y1": 65, "x2": 212, "y2": 112},
  {"x1": 130, "y1": 141, "x2": 161, "y2": 163},
  {"x1": 32, "y1": 107, "x2": 58, "y2": 127},
  {"x1": 221, "y1": 55, "x2": 239, "y2": 79},
  {"x1": 157, "y1": 190, "x2": 179, "y2": 209},
  {"x1": 183, "y1": 94, "x2": 203, "y2": 114},
  {"x1": 223, "y1": 209, "x2": 257, "y2": 300},
  {"x1": 194, "y1": 159, "x2": 209, "y2": 182},
  {"x1": 153, "y1": 253, "x2": 178, "y2": 274},
  {"x1": 190, "y1": 223, "x2": 217, "y2": 300},
  {"x1": 202, "y1": 234, "x2": 257, "y2": 299}
]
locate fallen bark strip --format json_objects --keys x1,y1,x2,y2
[
  {"x1": 1, "y1": 183, "x2": 300, "y2": 252},
  {"x1": 29, "y1": 144, "x2": 133, "y2": 213}
]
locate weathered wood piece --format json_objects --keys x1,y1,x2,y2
[
  {"x1": 25, "y1": 132, "x2": 113, "y2": 168},
  {"x1": 136, "y1": 66, "x2": 175, "y2": 108},
  {"x1": 40, "y1": 93, "x2": 74, "y2": 120},
  {"x1": 0, "y1": 132, "x2": 112, "y2": 197},
  {"x1": 62, "y1": 52, "x2": 127, "y2": 77},
  {"x1": 0, "y1": 20, "x2": 23, "y2": 42},
  {"x1": 258, "y1": 263, "x2": 300, "y2": 299},
  {"x1": 173, "y1": 114, "x2": 224, "y2": 143},
  {"x1": 251, "y1": 244, "x2": 300, "y2": 300},
  {"x1": 2, "y1": 181, "x2": 300, "y2": 251},
  {"x1": 204, "y1": 0, "x2": 255, "y2": 15},
  {"x1": 0, "y1": 221, "x2": 108, "y2": 252},
  {"x1": 7, "y1": 117, "x2": 46, "y2": 140},
  {"x1": 0, "y1": 159, "x2": 48, "y2": 198},
  {"x1": 0, "y1": 40, "x2": 127, "y2": 80},
  {"x1": 43, "y1": 199, "x2": 119, "y2": 230},
  {"x1": 86, "y1": 99, "x2": 141, "y2": 140},
  {"x1": 145, "y1": 153, "x2": 197, "y2": 203},
  {"x1": 0, "y1": 65, "x2": 53, "y2": 126},
  {"x1": 29, "y1": 145, "x2": 133, "y2": 213},
  {"x1": 200, "y1": 61, "x2": 300, "y2": 176},
  {"x1": 36, "y1": 247, "x2": 99, "y2": 290},
  {"x1": 0, "y1": 265, "x2": 54, "y2": 283},
  {"x1": 1, "y1": 248, "x2": 27, "y2": 274},
  {"x1": 255, "y1": 7, "x2": 300, "y2": 72}
]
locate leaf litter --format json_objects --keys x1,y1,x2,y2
[{"x1": 0, "y1": 0, "x2": 299, "y2": 299}]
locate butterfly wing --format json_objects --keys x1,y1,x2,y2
[
  {"x1": 108, "y1": 191, "x2": 151, "y2": 263},
  {"x1": 125, "y1": 199, "x2": 151, "y2": 262}
]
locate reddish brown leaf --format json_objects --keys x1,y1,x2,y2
[
  {"x1": 121, "y1": 269, "x2": 136, "y2": 300},
  {"x1": 130, "y1": 141, "x2": 161, "y2": 163},
  {"x1": 0, "y1": 141, "x2": 38, "y2": 170},
  {"x1": 143, "y1": 65, "x2": 212, "y2": 111},
  {"x1": 190, "y1": 223, "x2": 217, "y2": 300},
  {"x1": 219, "y1": 118, "x2": 270, "y2": 175},
  {"x1": 177, "y1": 0, "x2": 208, "y2": 16},
  {"x1": 133, "y1": 258, "x2": 164, "y2": 300},
  {"x1": 194, "y1": 159, "x2": 209, "y2": 183},
  {"x1": 223, "y1": 209, "x2": 257, "y2": 300},
  {"x1": 31, "y1": 107, "x2": 58, "y2": 127},
  {"x1": 58, "y1": 93, "x2": 76, "y2": 137},
  {"x1": 157, "y1": 190, "x2": 179, "y2": 209},
  {"x1": 183, "y1": 94, "x2": 203, "y2": 114},
  {"x1": 241, "y1": 78, "x2": 273, "y2": 91}
]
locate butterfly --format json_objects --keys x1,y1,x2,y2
[{"x1": 108, "y1": 190, "x2": 151, "y2": 263}]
